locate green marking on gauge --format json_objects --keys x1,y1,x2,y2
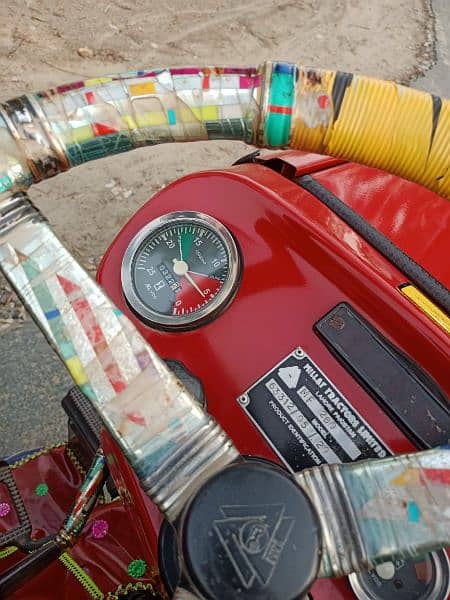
[{"x1": 179, "y1": 230, "x2": 195, "y2": 261}]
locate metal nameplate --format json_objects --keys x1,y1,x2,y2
[{"x1": 237, "y1": 347, "x2": 390, "y2": 472}]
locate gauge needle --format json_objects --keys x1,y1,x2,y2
[
  {"x1": 188, "y1": 270, "x2": 220, "y2": 281},
  {"x1": 185, "y1": 272, "x2": 205, "y2": 298},
  {"x1": 173, "y1": 258, "x2": 205, "y2": 298}
]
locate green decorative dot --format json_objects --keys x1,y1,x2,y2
[
  {"x1": 35, "y1": 483, "x2": 49, "y2": 497},
  {"x1": 127, "y1": 559, "x2": 147, "y2": 579}
]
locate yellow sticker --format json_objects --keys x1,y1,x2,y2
[
  {"x1": 71, "y1": 125, "x2": 94, "y2": 143},
  {"x1": 139, "y1": 112, "x2": 168, "y2": 126},
  {"x1": 129, "y1": 82, "x2": 156, "y2": 96},
  {"x1": 191, "y1": 105, "x2": 219, "y2": 121},
  {"x1": 65, "y1": 356, "x2": 89, "y2": 386},
  {"x1": 399, "y1": 284, "x2": 450, "y2": 335},
  {"x1": 84, "y1": 77, "x2": 112, "y2": 86}
]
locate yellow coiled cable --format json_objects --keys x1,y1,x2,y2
[{"x1": 288, "y1": 67, "x2": 449, "y2": 199}]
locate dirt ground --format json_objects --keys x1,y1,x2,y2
[{"x1": 0, "y1": 0, "x2": 436, "y2": 323}]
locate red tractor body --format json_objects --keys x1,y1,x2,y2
[{"x1": 2, "y1": 151, "x2": 449, "y2": 598}]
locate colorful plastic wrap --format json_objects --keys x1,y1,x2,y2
[
  {"x1": 63, "y1": 451, "x2": 106, "y2": 538},
  {"x1": 0, "y1": 211, "x2": 238, "y2": 521},
  {"x1": 0, "y1": 62, "x2": 448, "y2": 200},
  {"x1": 297, "y1": 446, "x2": 450, "y2": 578}
]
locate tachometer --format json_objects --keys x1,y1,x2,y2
[{"x1": 121, "y1": 211, "x2": 241, "y2": 330}]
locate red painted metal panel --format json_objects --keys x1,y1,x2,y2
[{"x1": 97, "y1": 154, "x2": 449, "y2": 598}]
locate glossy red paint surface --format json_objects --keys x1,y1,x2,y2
[
  {"x1": 97, "y1": 152, "x2": 450, "y2": 598},
  {"x1": 0, "y1": 447, "x2": 83, "y2": 545},
  {"x1": 312, "y1": 161, "x2": 450, "y2": 288}
]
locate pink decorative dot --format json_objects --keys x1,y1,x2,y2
[
  {"x1": 0, "y1": 503, "x2": 11, "y2": 517},
  {"x1": 91, "y1": 519, "x2": 108, "y2": 539}
]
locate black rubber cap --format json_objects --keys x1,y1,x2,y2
[
  {"x1": 165, "y1": 359, "x2": 207, "y2": 409},
  {"x1": 182, "y1": 460, "x2": 321, "y2": 600}
]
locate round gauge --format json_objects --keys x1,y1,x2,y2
[
  {"x1": 121, "y1": 211, "x2": 241, "y2": 330},
  {"x1": 349, "y1": 551, "x2": 450, "y2": 600}
]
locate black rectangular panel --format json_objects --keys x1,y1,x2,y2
[{"x1": 315, "y1": 303, "x2": 450, "y2": 448}]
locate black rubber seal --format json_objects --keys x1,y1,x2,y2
[{"x1": 297, "y1": 175, "x2": 450, "y2": 315}]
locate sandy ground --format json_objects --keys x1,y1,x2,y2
[
  {"x1": 0, "y1": 0, "x2": 442, "y2": 453},
  {"x1": 412, "y1": 0, "x2": 450, "y2": 96}
]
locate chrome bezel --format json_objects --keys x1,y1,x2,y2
[
  {"x1": 121, "y1": 211, "x2": 241, "y2": 330},
  {"x1": 348, "y1": 551, "x2": 450, "y2": 600}
]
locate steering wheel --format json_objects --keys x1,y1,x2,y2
[{"x1": 0, "y1": 61, "x2": 448, "y2": 599}]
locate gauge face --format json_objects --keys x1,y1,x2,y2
[
  {"x1": 349, "y1": 551, "x2": 450, "y2": 600},
  {"x1": 121, "y1": 212, "x2": 241, "y2": 330}
]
